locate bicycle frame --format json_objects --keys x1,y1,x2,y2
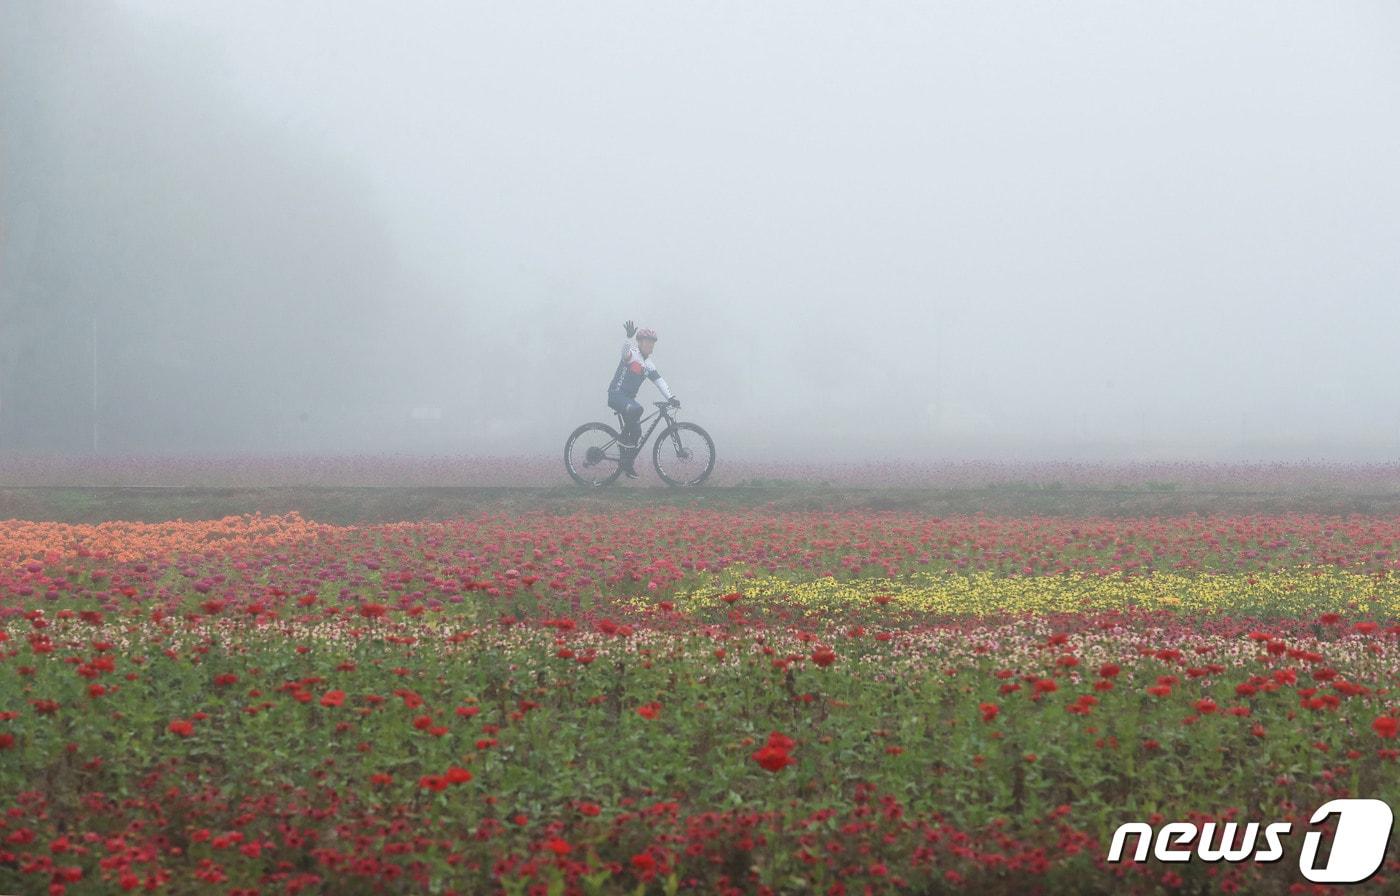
[{"x1": 612, "y1": 406, "x2": 676, "y2": 450}]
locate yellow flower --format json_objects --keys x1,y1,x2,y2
[{"x1": 661, "y1": 565, "x2": 1400, "y2": 618}]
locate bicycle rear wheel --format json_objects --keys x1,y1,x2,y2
[
  {"x1": 653, "y1": 422, "x2": 715, "y2": 487},
  {"x1": 565, "y1": 423, "x2": 624, "y2": 487}
]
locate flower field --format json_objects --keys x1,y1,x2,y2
[{"x1": 4, "y1": 510, "x2": 1400, "y2": 895}]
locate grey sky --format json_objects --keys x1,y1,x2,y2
[{"x1": 4, "y1": 2, "x2": 1400, "y2": 460}]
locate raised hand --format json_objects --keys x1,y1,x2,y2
[{"x1": 623, "y1": 320, "x2": 636, "y2": 338}]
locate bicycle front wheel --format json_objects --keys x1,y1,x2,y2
[
  {"x1": 565, "y1": 422, "x2": 624, "y2": 487},
  {"x1": 652, "y1": 422, "x2": 715, "y2": 487}
]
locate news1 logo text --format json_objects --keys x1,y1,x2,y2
[{"x1": 1107, "y1": 799, "x2": 1394, "y2": 884}]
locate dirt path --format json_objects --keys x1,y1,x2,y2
[{"x1": 4, "y1": 484, "x2": 1400, "y2": 523}]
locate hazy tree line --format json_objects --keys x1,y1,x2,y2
[{"x1": 1, "y1": 4, "x2": 410, "y2": 454}]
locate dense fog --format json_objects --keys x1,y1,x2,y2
[{"x1": 3, "y1": 2, "x2": 1399, "y2": 462}]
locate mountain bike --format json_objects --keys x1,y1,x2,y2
[{"x1": 564, "y1": 400, "x2": 716, "y2": 487}]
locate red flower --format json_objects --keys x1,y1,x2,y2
[
  {"x1": 811, "y1": 647, "x2": 837, "y2": 668},
  {"x1": 359, "y1": 603, "x2": 388, "y2": 619},
  {"x1": 320, "y1": 689, "x2": 346, "y2": 708},
  {"x1": 636, "y1": 702, "x2": 662, "y2": 720},
  {"x1": 751, "y1": 731, "x2": 797, "y2": 771},
  {"x1": 168, "y1": 719, "x2": 194, "y2": 737},
  {"x1": 1098, "y1": 663, "x2": 1121, "y2": 678},
  {"x1": 752, "y1": 744, "x2": 795, "y2": 772},
  {"x1": 1373, "y1": 716, "x2": 1399, "y2": 739},
  {"x1": 979, "y1": 702, "x2": 1000, "y2": 722},
  {"x1": 445, "y1": 766, "x2": 473, "y2": 784},
  {"x1": 545, "y1": 838, "x2": 572, "y2": 856},
  {"x1": 720, "y1": 592, "x2": 742, "y2": 604}
]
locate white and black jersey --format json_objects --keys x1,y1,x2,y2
[{"x1": 607, "y1": 338, "x2": 673, "y2": 400}]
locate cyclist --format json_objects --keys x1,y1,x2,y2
[{"x1": 607, "y1": 320, "x2": 679, "y2": 478}]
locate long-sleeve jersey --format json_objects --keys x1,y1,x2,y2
[{"x1": 607, "y1": 338, "x2": 673, "y2": 400}]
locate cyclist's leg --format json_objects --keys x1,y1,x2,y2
[
  {"x1": 604, "y1": 394, "x2": 641, "y2": 473},
  {"x1": 606, "y1": 392, "x2": 627, "y2": 441},
  {"x1": 623, "y1": 400, "x2": 642, "y2": 446},
  {"x1": 620, "y1": 400, "x2": 644, "y2": 472},
  {"x1": 608, "y1": 392, "x2": 642, "y2": 447}
]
